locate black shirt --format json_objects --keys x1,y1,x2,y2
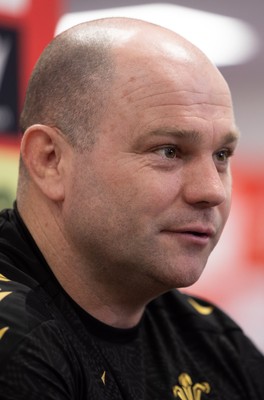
[{"x1": 0, "y1": 206, "x2": 263, "y2": 399}]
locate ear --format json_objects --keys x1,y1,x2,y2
[{"x1": 20, "y1": 124, "x2": 71, "y2": 201}]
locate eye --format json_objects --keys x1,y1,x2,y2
[
  {"x1": 215, "y1": 148, "x2": 233, "y2": 163},
  {"x1": 155, "y1": 146, "x2": 179, "y2": 159}
]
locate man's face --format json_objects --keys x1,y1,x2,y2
[{"x1": 64, "y1": 51, "x2": 239, "y2": 295}]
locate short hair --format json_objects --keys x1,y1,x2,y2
[{"x1": 19, "y1": 23, "x2": 115, "y2": 149}]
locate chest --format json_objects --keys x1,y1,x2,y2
[{"x1": 74, "y1": 326, "x2": 256, "y2": 400}]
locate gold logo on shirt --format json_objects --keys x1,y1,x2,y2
[
  {"x1": 0, "y1": 274, "x2": 10, "y2": 282},
  {"x1": 172, "y1": 373, "x2": 211, "y2": 400},
  {"x1": 0, "y1": 291, "x2": 12, "y2": 301},
  {"x1": 188, "y1": 298, "x2": 213, "y2": 316},
  {"x1": 101, "y1": 371, "x2": 106, "y2": 385},
  {"x1": 0, "y1": 326, "x2": 9, "y2": 340}
]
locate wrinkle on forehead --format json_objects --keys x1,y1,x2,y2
[
  {"x1": 120, "y1": 85, "x2": 232, "y2": 106},
  {"x1": 113, "y1": 51, "x2": 230, "y2": 107},
  {"x1": 115, "y1": 81, "x2": 233, "y2": 123}
]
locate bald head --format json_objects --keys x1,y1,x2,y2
[
  {"x1": 20, "y1": 20, "x2": 115, "y2": 148},
  {"x1": 20, "y1": 17, "x2": 224, "y2": 149}
]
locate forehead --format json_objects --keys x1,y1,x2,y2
[
  {"x1": 98, "y1": 45, "x2": 237, "y2": 147},
  {"x1": 112, "y1": 44, "x2": 233, "y2": 109},
  {"x1": 121, "y1": 73, "x2": 232, "y2": 116}
]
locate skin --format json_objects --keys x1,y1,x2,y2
[{"x1": 17, "y1": 19, "x2": 239, "y2": 328}]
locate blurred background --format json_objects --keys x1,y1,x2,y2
[{"x1": 0, "y1": 0, "x2": 263, "y2": 351}]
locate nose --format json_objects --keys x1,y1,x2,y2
[{"x1": 183, "y1": 158, "x2": 229, "y2": 208}]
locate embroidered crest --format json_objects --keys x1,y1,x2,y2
[{"x1": 172, "y1": 373, "x2": 210, "y2": 400}]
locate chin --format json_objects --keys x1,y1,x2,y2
[
  {"x1": 176, "y1": 274, "x2": 203, "y2": 289},
  {"x1": 147, "y1": 273, "x2": 201, "y2": 296},
  {"x1": 154, "y1": 262, "x2": 207, "y2": 291}
]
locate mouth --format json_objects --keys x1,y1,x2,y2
[
  {"x1": 184, "y1": 231, "x2": 210, "y2": 238},
  {"x1": 160, "y1": 226, "x2": 215, "y2": 245},
  {"x1": 162, "y1": 227, "x2": 214, "y2": 236}
]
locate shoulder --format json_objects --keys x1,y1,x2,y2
[
  {"x1": 148, "y1": 289, "x2": 240, "y2": 332},
  {"x1": 0, "y1": 270, "x2": 82, "y2": 375},
  {"x1": 0, "y1": 208, "x2": 83, "y2": 372},
  {"x1": 147, "y1": 290, "x2": 264, "y2": 367},
  {"x1": 0, "y1": 272, "x2": 56, "y2": 361},
  {"x1": 0, "y1": 264, "x2": 82, "y2": 373},
  {"x1": 0, "y1": 273, "x2": 83, "y2": 398}
]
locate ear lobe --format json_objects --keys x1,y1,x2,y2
[{"x1": 20, "y1": 124, "x2": 69, "y2": 201}]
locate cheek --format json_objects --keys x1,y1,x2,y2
[{"x1": 122, "y1": 172, "x2": 182, "y2": 218}]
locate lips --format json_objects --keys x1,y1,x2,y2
[
  {"x1": 162, "y1": 226, "x2": 215, "y2": 237},
  {"x1": 182, "y1": 228, "x2": 214, "y2": 238},
  {"x1": 160, "y1": 225, "x2": 216, "y2": 245}
]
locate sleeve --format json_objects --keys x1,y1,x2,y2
[
  {"x1": 0, "y1": 321, "x2": 78, "y2": 400},
  {"x1": 0, "y1": 277, "x2": 78, "y2": 400}
]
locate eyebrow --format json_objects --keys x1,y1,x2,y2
[{"x1": 148, "y1": 128, "x2": 240, "y2": 145}]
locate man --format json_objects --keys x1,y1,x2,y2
[{"x1": 0, "y1": 17, "x2": 263, "y2": 399}]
